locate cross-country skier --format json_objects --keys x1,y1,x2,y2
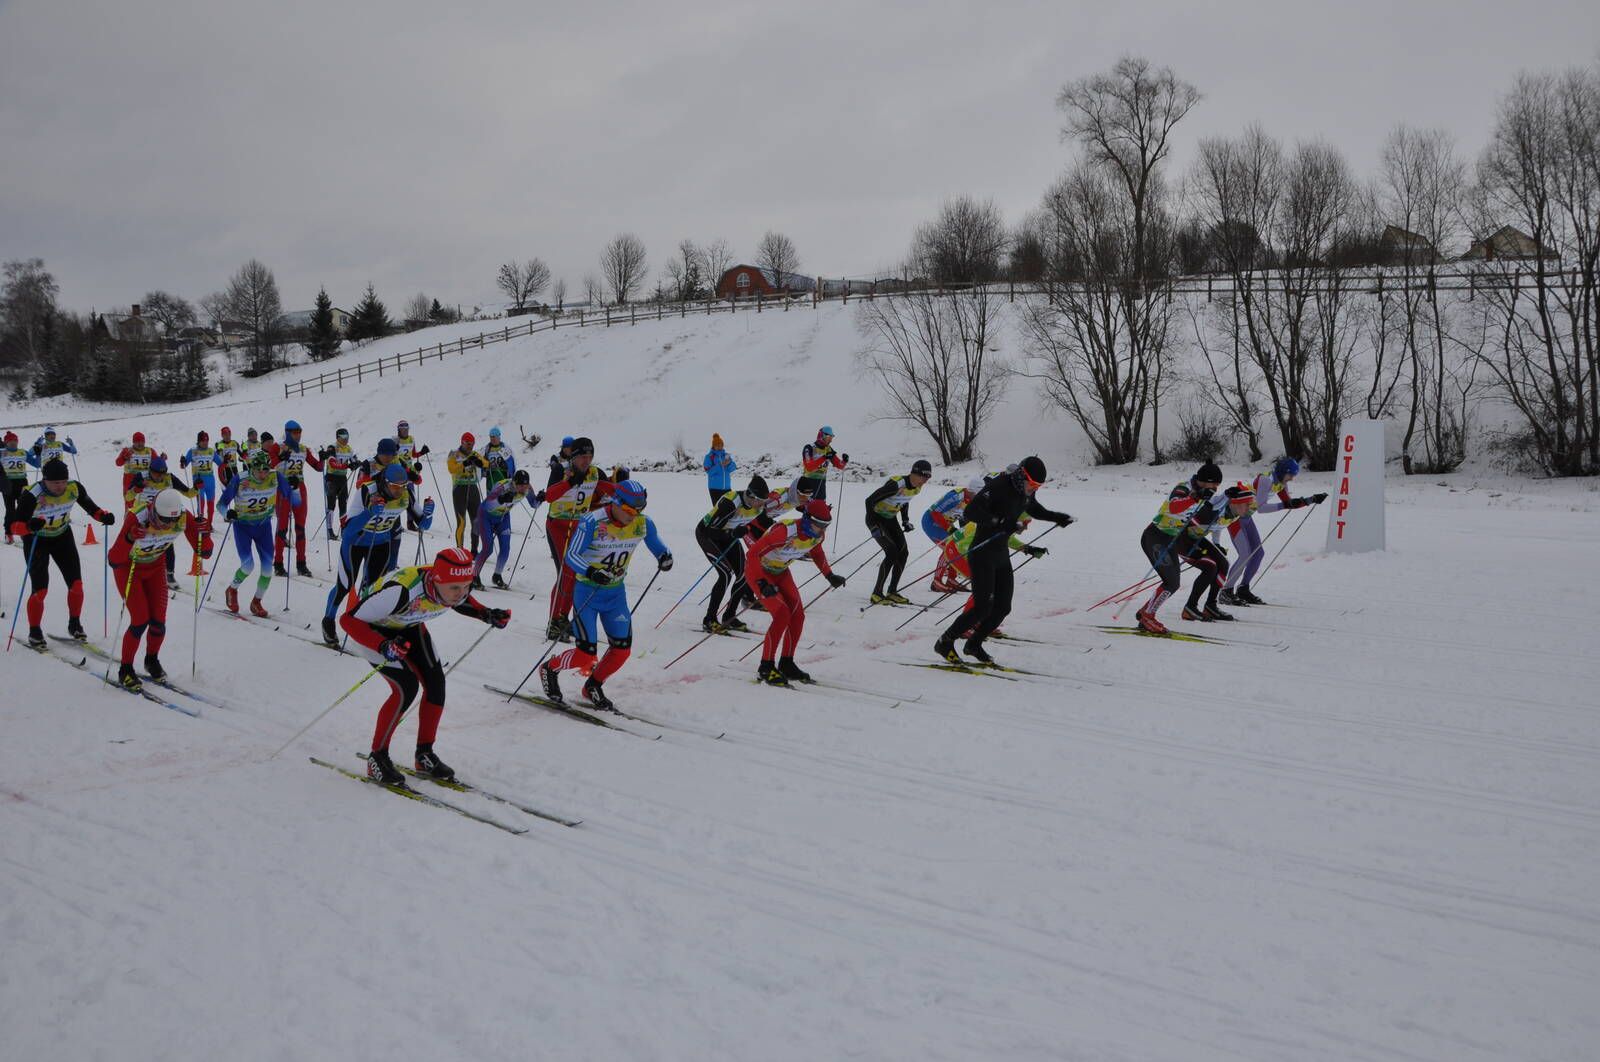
[
  {"x1": 270, "y1": 419, "x2": 322, "y2": 576},
  {"x1": 320, "y1": 462, "x2": 435, "y2": 645},
  {"x1": 1133, "y1": 463, "x2": 1240, "y2": 634},
  {"x1": 933, "y1": 457, "x2": 1073, "y2": 666},
  {"x1": 481, "y1": 426, "x2": 516, "y2": 488},
  {"x1": 115, "y1": 431, "x2": 157, "y2": 495},
  {"x1": 180, "y1": 431, "x2": 219, "y2": 524},
  {"x1": 107, "y1": 488, "x2": 211, "y2": 691},
  {"x1": 548, "y1": 436, "x2": 574, "y2": 483},
  {"x1": 355, "y1": 438, "x2": 403, "y2": 506},
  {"x1": 936, "y1": 514, "x2": 1050, "y2": 626},
  {"x1": 9, "y1": 458, "x2": 115, "y2": 648},
  {"x1": 394, "y1": 419, "x2": 429, "y2": 477},
  {"x1": 30, "y1": 428, "x2": 78, "y2": 483},
  {"x1": 1218, "y1": 457, "x2": 1328, "y2": 607},
  {"x1": 864, "y1": 459, "x2": 932, "y2": 604},
  {"x1": 447, "y1": 432, "x2": 487, "y2": 555},
  {"x1": 214, "y1": 426, "x2": 242, "y2": 485},
  {"x1": 794, "y1": 426, "x2": 846, "y2": 501},
  {"x1": 342, "y1": 547, "x2": 510, "y2": 786},
  {"x1": 471, "y1": 470, "x2": 542, "y2": 590},
  {"x1": 745, "y1": 497, "x2": 846, "y2": 685},
  {"x1": 541, "y1": 437, "x2": 614, "y2": 641},
  {"x1": 317, "y1": 428, "x2": 360, "y2": 539},
  {"x1": 2, "y1": 431, "x2": 29, "y2": 544},
  {"x1": 126, "y1": 456, "x2": 199, "y2": 589},
  {"x1": 538, "y1": 479, "x2": 671, "y2": 711},
  {"x1": 219, "y1": 451, "x2": 298, "y2": 618},
  {"x1": 695, "y1": 474, "x2": 770, "y2": 632},
  {"x1": 243, "y1": 428, "x2": 264, "y2": 469},
  {"x1": 921, "y1": 475, "x2": 985, "y2": 593}
]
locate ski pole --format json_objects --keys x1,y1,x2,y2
[
  {"x1": 5, "y1": 532, "x2": 42, "y2": 651},
  {"x1": 104, "y1": 559, "x2": 138, "y2": 680},
  {"x1": 102, "y1": 529, "x2": 108, "y2": 637},
  {"x1": 654, "y1": 535, "x2": 739, "y2": 629},
  {"x1": 795, "y1": 534, "x2": 874, "y2": 591},
  {"x1": 196, "y1": 521, "x2": 234, "y2": 609},
  {"x1": 269, "y1": 663, "x2": 385, "y2": 759},
  {"x1": 1250, "y1": 502, "x2": 1319, "y2": 592},
  {"x1": 922, "y1": 525, "x2": 1062, "y2": 629},
  {"x1": 735, "y1": 562, "x2": 859, "y2": 662},
  {"x1": 504, "y1": 506, "x2": 539, "y2": 591},
  {"x1": 629, "y1": 565, "x2": 663, "y2": 617},
  {"x1": 191, "y1": 536, "x2": 202, "y2": 678},
  {"x1": 444, "y1": 624, "x2": 494, "y2": 677},
  {"x1": 425, "y1": 456, "x2": 455, "y2": 539},
  {"x1": 503, "y1": 583, "x2": 598, "y2": 701}
]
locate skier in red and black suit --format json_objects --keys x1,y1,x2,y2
[
  {"x1": 745, "y1": 498, "x2": 846, "y2": 686},
  {"x1": 270, "y1": 419, "x2": 322, "y2": 576},
  {"x1": 933, "y1": 456, "x2": 1072, "y2": 666}
]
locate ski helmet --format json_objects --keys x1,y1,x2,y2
[
  {"x1": 429, "y1": 547, "x2": 475, "y2": 586},
  {"x1": 249, "y1": 451, "x2": 271, "y2": 471},
  {"x1": 43, "y1": 426, "x2": 56, "y2": 437},
  {"x1": 802, "y1": 498, "x2": 833, "y2": 528},
  {"x1": 560, "y1": 435, "x2": 575, "y2": 449},
  {"x1": 460, "y1": 432, "x2": 475, "y2": 450},
  {"x1": 817, "y1": 425, "x2": 834, "y2": 441},
  {"x1": 284, "y1": 419, "x2": 301, "y2": 433},
  {"x1": 911, "y1": 459, "x2": 933, "y2": 478},
  {"x1": 1194, "y1": 461, "x2": 1223, "y2": 486},
  {"x1": 569, "y1": 436, "x2": 594, "y2": 457},
  {"x1": 376, "y1": 437, "x2": 399, "y2": 458},
  {"x1": 383, "y1": 462, "x2": 410, "y2": 485},
  {"x1": 336, "y1": 427, "x2": 349, "y2": 439},
  {"x1": 42, "y1": 458, "x2": 70, "y2": 481},
  {"x1": 613, "y1": 479, "x2": 647, "y2": 511},
  {"x1": 1272, "y1": 456, "x2": 1300, "y2": 482},
  {"x1": 197, "y1": 430, "x2": 209, "y2": 443},
  {"x1": 397, "y1": 420, "x2": 409, "y2": 435},
  {"x1": 512, "y1": 469, "x2": 530, "y2": 486},
  {"x1": 149, "y1": 455, "x2": 168, "y2": 474},
  {"x1": 745, "y1": 474, "x2": 769, "y2": 499},
  {"x1": 152, "y1": 489, "x2": 185, "y2": 520},
  {"x1": 132, "y1": 431, "x2": 145, "y2": 446},
  {"x1": 489, "y1": 426, "x2": 502, "y2": 439}
]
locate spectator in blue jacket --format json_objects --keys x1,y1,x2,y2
[{"x1": 703, "y1": 433, "x2": 736, "y2": 502}]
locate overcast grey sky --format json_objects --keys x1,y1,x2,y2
[{"x1": 3, "y1": 0, "x2": 1597, "y2": 314}]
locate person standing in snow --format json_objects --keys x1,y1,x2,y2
[
  {"x1": 2, "y1": 430, "x2": 30, "y2": 544},
  {"x1": 180, "y1": 431, "x2": 219, "y2": 524},
  {"x1": 481, "y1": 426, "x2": 516, "y2": 489},
  {"x1": 702, "y1": 433, "x2": 736, "y2": 502},
  {"x1": 9, "y1": 458, "x2": 116, "y2": 648},
  {"x1": 270, "y1": 420, "x2": 322, "y2": 577},
  {"x1": 447, "y1": 432, "x2": 487, "y2": 555},
  {"x1": 864, "y1": 459, "x2": 932, "y2": 605},
  {"x1": 106, "y1": 488, "x2": 212, "y2": 691},
  {"x1": 317, "y1": 428, "x2": 360, "y2": 539}
]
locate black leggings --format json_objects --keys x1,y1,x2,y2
[
  {"x1": 26, "y1": 532, "x2": 83, "y2": 592},
  {"x1": 695, "y1": 523, "x2": 747, "y2": 622},
  {"x1": 452, "y1": 483, "x2": 482, "y2": 553},
  {"x1": 1140, "y1": 525, "x2": 1228, "y2": 610},
  {"x1": 383, "y1": 625, "x2": 446, "y2": 709},
  {"x1": 325, "y1": 476, "x2": 349, "y2": 521},
  {"x1": 2, "y1": 477, "x2": 23, "y2": 532},
  {"x1": 941, "y1": 545, "x2": 1014, "y2": 646},
  {"x1": 866, "y1": 512, "x2": 908, "y2": 594}
]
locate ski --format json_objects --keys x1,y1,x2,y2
[
  {"x1": 46, "y1": 634, "x2": 206, "y2": 713},
  {"x1": 715, "y1": 663, "x2": 912, "y2": 705},
  {"x1": 484, "y1": 684, "x2": 661, "y2": 740},
  {"x1": 94, "y1": 669, "x2": 202, "y2": 716},
  {"x1": 309, "y1": 757, "x2": 527, "y2": 834},
  {"x1": 355, "y1": 758, "x2": 583, "y2": 827},
  {"x1": 206, "y1": 605, "x2": 282, "y2": 632},
  {"x1": 895, "y1": 660, "x2": 1020, "y2": 681},
  {"x1": 26, "y1": 638, "x2": 86, "y2": 668},
  {"x1": 1095, "y1": 625, "x2": 1287, "y2": 650},
  {"x1": 962, "y1": 659, "x2": 1117, "y2": 688}
]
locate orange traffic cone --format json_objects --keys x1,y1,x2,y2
[{"x1": 83, "y1": 521, "x2": 97, "y2": 545}]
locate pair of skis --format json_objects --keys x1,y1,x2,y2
[{"x1": 309, "y1": 756, "x2": 580, "y2": 834}]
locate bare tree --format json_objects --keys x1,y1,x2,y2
[
  {"x1": 0, "y1": 258, "x2": 59, "y2": 369},
  {"x1": 583, "y1": 274, "x2": 604, "y2": 307},
  {"x1": 140, "y1": 290, "x2": 197, "y2": 338},
  {"x1": 600, "y1": 233, "x2": 648, "y2": 304},
  {"x1": 858, "y1": 289, "x2": 1008, "y2": 463},
  {"x1": 497, "y1": 258, "x2": 551, "y2": 311},
  {"x1": 403, "y1": 292, "x2": 433, "y2": 327},
  {"x1": 663, "y1": 239, "x2": 705, "y2": 302},
  {"x1": 756, "y1": 231, "x2": 802, "y2": 290},
  {"x1": 218, "y1": 259, "x2": 283, "y2": 375},
  {"x1": 910, "y1": 196, "x2": 1009, "y2": 285},
  {"x1": 700, "y1": 238, "x2": 734, "y2": 288},
  {"x1": 551, "y1": 278, "x2": 567, "y2": 309}
]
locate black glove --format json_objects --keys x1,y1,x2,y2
[
  {"x1": 288, "y1": 476, "x2": 303, "y2": 490},
  {"x1": 584, "y1": 565, "x2": 615, "y2": 586},
  {"x1": 657, "y1": 553, "x2": 673, "y2": 572},
  {"x1": 533, "y1": 490, "x2": 547, "y2": 503},
  {"x1": 825, "y1": 573, "x2": 847, "y2": 589},
  {"x1": 1022, "y1": 545, "x2": 1048, "y2": 559},
  {"x1": 1053, "y1": 513, "x2": 1075, "y2": 527},
  {"x1": 96, "y1": 510, "x2": 115, "y2": 526},
  {"x1": 758, "y1": 580, "x2": 778, "y2": 598},
  {"x1": 1311, "y1": 492, "x2": 1328, "y2": 504},
  {"x1": 379, "y1": 637, "x2": 410, "y2": 662},
  {"x1": 1214, "y1": 543, "x2": 1229, "y2": 559},
  {"x1": 486, "y1": 607, "x2": 511, "y2": 629},
  {"x1": 224, "y1": 509, "x2": 237, "y2": 523},
  {"x1": 27, "y1": 516, "x2": 46, "y2": 532},
  {"x1": 840, "y1": 453, "x2": 849, "y2": 464},
  {"x1": 418, "y1": 446, "x2": 430, "y2": 456},
  {"x1": 901, "y1": 517, "x2": 913, "y2": 532}
]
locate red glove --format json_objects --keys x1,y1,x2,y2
[{"x1": 125, "y1": 523, "x2": 147, "y2": 541}]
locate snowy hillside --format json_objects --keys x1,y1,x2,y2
[{"x1": 3, "y1": 303, "x2": 1597, "y2": 1061}]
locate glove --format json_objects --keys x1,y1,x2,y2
[
  {"x1": 1214, "y1": 543, "x2": 1229, "y2": 559},
  {"x1": 287, "y1": 475, "x2": 303, "y2": 490},
  {"x1": 125, "y1": 522, "x2": 146, "y2": 541},
  {"x1": 66, "y1": 437, "x2": 74, "y2": 447},
  {"x1": 758, "y1": 580, "x2": 778, "y2": 598},
  {"x1": 657, "y1": 553, "x2": 674, "y2": 572},
  {"x1": 379, "y1": 637, "x2": 409, "y2": 662},
  {"x1": 11, "y1": 520, "x2": 33, "y2": 536},
  {"x1": 193, "y1": 516, "x2": 212, "y2": 534},
  {"x1": 418, "y1": 446, "x2": 430, "y2": 456},
  {"x1": 1311, "y1": 492, "x2": 1328, "y2": 504},
  {"x1": 486, "y1": 607, "x2": 511, "y2": 629},
  {"x1": 841, "y1": 453, "x2": 849, "y2": 464},
  {"x1": 901, "y1": 517, "x2": 914, "y2": 532},
  {"x1": 825, "y1": 573, "x2": 847, "y2": 589},
  {"x1": 422, "y1": 499, "x2": 435, "y2": 516},
  {"x1": 1022, "y1": 545, "x2": 1048, "y2": 559},
  {"x1": 1053, "y1": 513, "x2": 1075, "y2": 527},
  {"x1": 584, "y1": 565, "x2": 615, "y2": 586},
  {"x1": 96, "y1": 510, "x2": 115, "y2": 526},
  {"x1": 224, "y1": 509, "x2": 237, "y2": 523},
  {"x1": 201, "y1": 543, "x2": 214, "y2": 560},
  {"x1": 534, "y1": 490, "x2": 547, "y2": 503}
]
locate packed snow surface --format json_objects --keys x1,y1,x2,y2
[{"x1": 4, "y1": 304, "x2": 1596, "y2": 1061}]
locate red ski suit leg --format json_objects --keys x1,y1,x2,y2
[
  {"x1": 756, "y1": 569, "x2": 804, "y2": 660},
  {"x1": 114, "y1": 563, "x2": 169, "y2": 664}
]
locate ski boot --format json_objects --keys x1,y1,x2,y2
[
  {"x1": 719, "y1": 615, "x2": 750, "y2": 633},
  {"x1": 226, "y1": 586, "x2": 240, "y2": 613},
  {"x1": 701, "y1": 617, "x2": 721, "y2": 634},
  {"x1": 249, "y1": 597, "x2": 270, "y2": 619},
  {"x1": 757, "y1": 659, "x2": 790, "y2": 687},
  {"x1": 491, "y1": 573, "x2": 507, "y2": 590},
  {"x1": 870, "y1": 591, "x2": 891, "y2": 606},
  {"x1": 414, "y1": 744, "x2": 455, "y2": 782},
  {"x1": 144, "y1": 654, "x2": 167, "y2": 682},
  {"x1": 366, "y1": 748, "x2": 406, "y2": 786},
  {"x1": 777, "y1": 657, "x2": 813, "y2": 684},
  {"x1": 117, "y1": 662, "x2": 144, "y2": 693},
  {"x1": 886, "y1": 591, "x2": 912, "y2": 605},
  {"x1": 963, "y1": 640, "x2": 995, "y2": 666},
  {"x1": 67, "y1": 616, "x2": 87, "y2": 641},
  {"x1": 321, "y1": 617, "x2": 339, "y2": 647},
  {"x1": 1203, "y1": 605, "x2": 1236, "y2": 622},
  {"x1": 273, "y1": 561, "x2": 288, "y2": 577},
  {"x1": 933, "y1": 634, "x2": 961, "y2": 664},
  {"x1": 1218, "y1": 588, "x2": 1246, "y2": 607},
  {"x1": 327, "y1": 527, "x2": 338, "y2": 541},
  {"x1": 166, "y1": 573, "x2": 180, "y2": 591},
  {"x1": 1181, "y1": 605, "x2": 1212, "y2": 622},
  {"x1": 296, "y1": 561, "x2": 313, "y2": 578},
  {"x1": 539, "y1": 660, "x2": 565, "y2": 703},
  {"x1": 470, "y1": 576, "x2": 485, "y2": 591},
  {"x1": 26, "y1": 626, "x2": 46, "y2": 650},
  {"x1": 582, "y1": 678, "x2": 614, "y2": 712},
  {"x1": 1136, "y1": 608, "x2": 1168, "y2": 635},
  {"x1": 1235, "y1": 586, "x2": 1265, "y2": 605}
]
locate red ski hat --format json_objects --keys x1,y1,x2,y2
[
  {"x1": 460, "y1": 432, "x2": 475, "y2": 449},
  {"x1": 132, "y1": 431, "x2": 145, "y2": 446},
  {"x1": 429, "y1": 547, "x2": 475, "y2": 586},
  {"x1": 3, "y1": 430, "x2": 17, "y2": 444},
  {"x1": 803, "y1": 498, "x2": 833, "y2": 526}
]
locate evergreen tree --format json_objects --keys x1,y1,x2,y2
[
  {"x1": 428, "y1": 298, "x2": 451, "y2": 324},
  {"x1": 346, "y1": 283, "x2": 390, "y2": 344},
  {"x1": 32, "y1": 311, "x2": 75, "y2": 398},
  {"x1": 306, "y1": 286, "x2": 341, "y2": 360}
]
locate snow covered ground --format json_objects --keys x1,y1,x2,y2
[{"x1": 3, "y1": 303, "x2": 1597, "y2": 1061}]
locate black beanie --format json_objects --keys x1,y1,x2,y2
[
  {"x1": 42, "y1": 458, "x2": 70, "y2": 480},
  {"x1": 1195, "y1": 461, "x2": 1222, "y2": 483}
]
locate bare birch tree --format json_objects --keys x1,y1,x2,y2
[
  {"x1": 601, "y1": 234, "x2": 648, "y2": 304},
  {"x1": 756, "y1": 231, "x2": 801, "y2": 289},
  {"x1": 497, "y1": 259, "x2": 550, "y2": 311}
]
